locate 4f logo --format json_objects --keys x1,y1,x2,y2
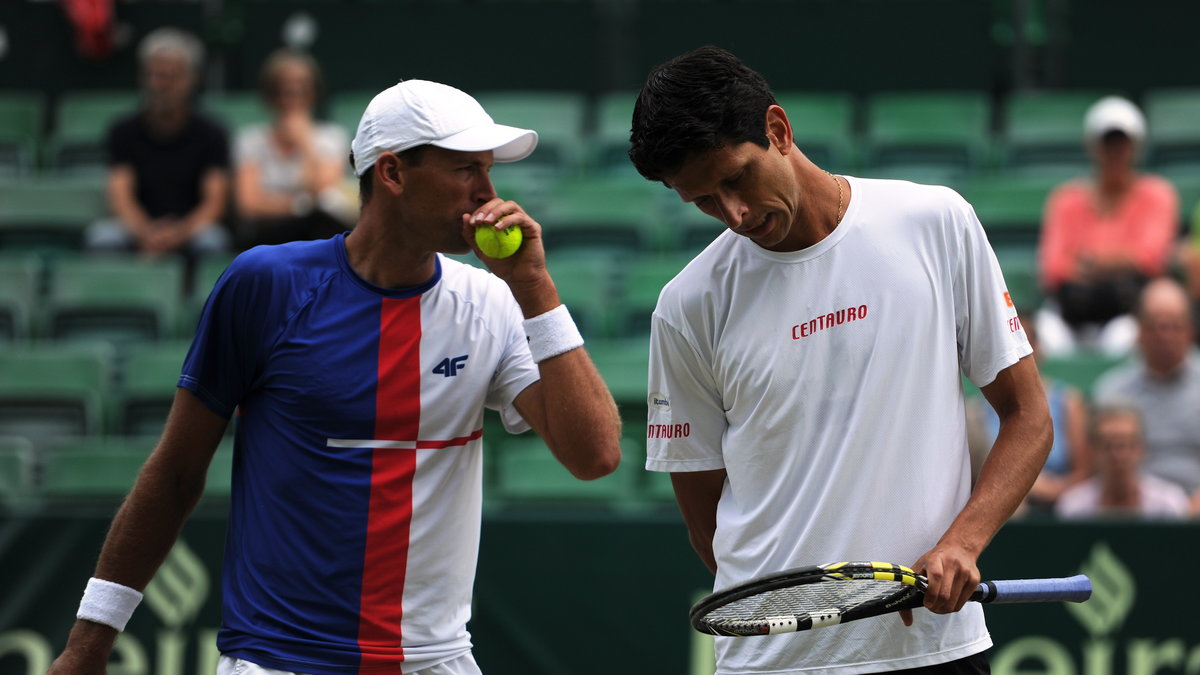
[{"x1": 433, "y1": 354, "x2": 469, "y2": 377}]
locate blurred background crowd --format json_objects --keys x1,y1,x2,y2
[{"x1": 0, "y1": 0, "x2": 1199, "y2": 521}]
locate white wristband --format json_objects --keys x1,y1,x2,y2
[
  {"x1": 524, "y1": 304, "x2": 584, "y2": 363},
  {"x1": 76, "y1": 577, "x2": 143, "y2": 632}
]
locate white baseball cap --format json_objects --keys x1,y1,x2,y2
[
  {"x1": 350, "y1": 79, "x2": 538, "y2": 177},
  {"x1": 1084, "y1": 96, "x2": 1146, "y2": 144}
]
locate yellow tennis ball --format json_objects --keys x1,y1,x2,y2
[{"x1": 474, "y1": 223, "x2": 523, "y2": 259}]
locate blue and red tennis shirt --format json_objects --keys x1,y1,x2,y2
[{"x1": 180, "y1": 234, "x2": 538, "y2": 674}]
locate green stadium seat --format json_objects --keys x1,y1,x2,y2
[
  {"x1": 47, "y1": 90, "x2": 139, "y2": 174},
  {"x1": 993, "y1": 246, "x2": 1042, "y2": 312},
  {"x1": 1144, "y1": 88, "x2": 1200, "y2": 171},
  {"x1": 545, "y1": 254, "x2": 619, "y2": 341},
  {"x1": 615, "y1": 254, "x2": 691, "y2": 339},
  {"x1": 0, "y1": 255, "x2": 42, "y2": 342},
  {"x1": 1038, "y1": 352, "x2": 1130, "y2": 398},
  {"x1": 0, "y1": 342, "x2": 115, "y2": 438},
  {"x1": 42, "y1": 256, "x2": 186, "y2": 343},
  {"x1": 204, "y1": 91, "x2": 269, "y2": 132},
  {"x1": 0, "y1": 176, "x2": 107, "y2": 251},
  {"x1": 539, "y1": 176, "x2": 669, "y2": 256},
  {"x1": 775, "y1": 91, "x2": 857, "y2": 173},
  {"x1": 1000, "y1": 90, "x2": 1114, "y2": 171},
  {"x1": 473, "y1": 91, "x2": 587, "y2": 173},
  {"x1": 0, "y1": 92, "x2": 46, "y2": 177},
  {"x1": 39, "y1": 435, "x2": 152, "y2": 500},
  {"x1": 588, "y1": 90, "x2": 638, "y2": 175},
  {"x1": 586, "y1": 337, "x2": 650, "y2": 408},
  {"x1": 119, "y1": 340, "x2": 190, "y2": 435},
  {"x1": 863, "y1": 91, "x2": 992, "y2": 174},
  {"x1": 0, "y1": 435, "x2": 38, "y2": 508},
  {"x1": 962, "y1": 174, "x2": 1058, "y2": 247},
  {"x1": 664, "y1": 202, "x2": 725, "y2": 255},
  {"x1": 328, "y1": 90, "x2": 376, "y2": 138},
  {"x1": 491, "y1": 435, "x2": 637, "y2": 507}
]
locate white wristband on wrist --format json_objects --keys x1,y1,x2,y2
[
  {"x1": 76, "y1": 577, "x2": 143, "y2": 632},
  {"x1": 524, "y1": 304, "x2": 584, "y2": 363}
]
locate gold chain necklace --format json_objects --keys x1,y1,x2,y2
[{"x1": 828, "y1": 171, "x2": 843, "y2": 224}]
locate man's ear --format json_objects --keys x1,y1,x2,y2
[
  {"x1": 765, "y1": 104, "x2": 794, "y2": 155},
  {"x1": 375, "y1": 153, "x2": 405, "y2": 195}
]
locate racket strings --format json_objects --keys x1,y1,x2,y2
[{"x1": 704, "y1": 579, "x2": 903, "y2": 624}]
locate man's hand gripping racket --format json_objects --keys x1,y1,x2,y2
[{"x1": 690, "y1": 561, "x2": 1092, "y2": 636}]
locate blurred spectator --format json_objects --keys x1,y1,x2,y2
[
  {"x1": 233, "y1": 48, "x2": 354, "y2": 250},
  {"x1": 1056, "y1": 404, "x2": 1189, "y2": 519},
  {"x1": 1094, "y1": 278, "x2": 1200, "y2": 501},
  {"x1": 966, "y1": 313, "x2": 1090, "y2": 512},
  {"x1": 1179, "y1": 201, "x2": 1200, "y2": 345},
  {"x1": 86, "y1": 27, "x2": 232, "y2": 259},
  {"x1": 1036, "y1": 96, "x2": 1180, "y2": 356}
]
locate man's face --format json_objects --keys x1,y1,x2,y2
[
  {"x1": 392, "y1": 147, "x2": 498, "y2": 254},
  {"x1": 1138, "y1": 302, "x2": 1193, "y2": 374},
  {"x1": 142, "y1": 51, "x2": 195, "y2": 109},
  {"x1": 664, "y1": 139, "x2": 805, "y2": 252},
  {"x1": 1094, "y1": 414, "x2": 1143, "y2": 477}
]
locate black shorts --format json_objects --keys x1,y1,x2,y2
[{"x1": 875, "y1": 651, "x2": 990, "y2": 675}]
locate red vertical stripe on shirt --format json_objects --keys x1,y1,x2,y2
[{"x1": 358, "y1": 296, "x2": 422, "y2": 671}]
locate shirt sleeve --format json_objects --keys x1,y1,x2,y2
[
  {"x1": 178, "y1": 249, "x2": 284, "y2": 418},
  {"x1": 954, "y1": 191, "x2": 1033, "y2": 388},
  {"x1": 483, "y1": 282, "x2": 540, "y2": 434},
  {"x1": 644, "y1": 311, "x2": 727, "y2": 472}
]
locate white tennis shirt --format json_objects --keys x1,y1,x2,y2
[{"x1": 646, "y1": 177, "x2": 1031, "y2": 675}]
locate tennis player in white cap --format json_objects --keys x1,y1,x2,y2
[{"x1": 49, "y1": 80, "x2": 622, "y2": 675}]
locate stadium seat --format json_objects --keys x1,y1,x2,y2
[
  {"x1": 962, "y1": 173, "x2": 1059, "y2": 247},
  {"x1": 586, "y1": 337, "x2": 650, "y2": 408},
  {"x1": 1000, "y1": 90, "x2": 1114, "y2": 171},
  {"x1": 0, "y1": 342, "x2": 115, "y2": 438},
  {"x1": 42, "y1": 256, "x2": 186, "y2": 343},
  {"x1": 588, "y1": 90, "x2": 638, "y2": 176},
  {"x1": 545, "y1": 254, "x2": 619, "y2": 341},
  {"x1": 863, "y1": 91, "x2": 992, "y2": 175},
  {"x1": 0, "y1": 435, "x2": 38, "y2": 509},
  {"x1": 39, "y1": 435, "x2": 152, "y2": 500},
  {"x1": 993, "y1": 246, "x2": 1042, "y2": 312},
  {"x1": 775, "y1": 91, "x2": 857, "y2": 173},
  {"x1": 473, "y1": 91, "x2": 587, "y2": 174},
  {"x1": 1038, "y1": 351, "x2": 1130, "y2": 398},
  {"x1": 491, "y1": 435, "x2": 637, "y2": 507},
  {"x1": 0, "y1": 255, "x2": 41, "y2": 342},
  {"x1": 0, "y1": 92, "x2": 45, "y2": 176},
  {"x1": 0, "y1": 175, "x2": 107, "y2": 250},
  {"x1": 328, "y1": 90, "x2": 376, "y2": 138},
  {"x1": 204, "y1": 91, "x2": 269, "y2": 132},
  {"x1": 1144, "y1": 88, "x2": 1200, "y2": 171},
  {"x1": 614, "y1": 254, "x2": 691, "y2": 339},
  {"x1": 119, "y1": 340, "x2": 190, "y2": 435},
  {"x1": 46, "y1": 90, "x2": 139, "y2": 174},
  {"x1": 539, "y1": 176, "x2": 670, "y2": 256}
]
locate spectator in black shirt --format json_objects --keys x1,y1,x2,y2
[{"x1": 86, "y1": 27, "x2": 231, "y2": 258}]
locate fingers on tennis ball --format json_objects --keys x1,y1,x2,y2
[{"x1": 474, "y1": 221, "x2": 523, "y2": 259}]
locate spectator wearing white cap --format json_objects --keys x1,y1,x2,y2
[
  {"x1": 1036, "y1": 96, "x2": 1181, "y2": 356},
  {"x1": 49, "y1": 79, "x2": 622, "y2": 675}
]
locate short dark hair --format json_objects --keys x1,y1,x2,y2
[
  {"x1": 629, "y1": 46, "x2": 778, "y2": 182},
  {"x1": 351, "y1": 145, "x2": 430, "y2": 206}
]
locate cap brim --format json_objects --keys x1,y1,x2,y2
[{"x1": 431, "y1": 124, "x2": 539, "y2": 162}]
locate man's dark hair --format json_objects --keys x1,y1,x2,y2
[
  {"x1": 629, "y1": 46, "x2": 778, "y2": 182},
  {"x1": 351, "y1": 145, "x2": 429, "y2": 206}
]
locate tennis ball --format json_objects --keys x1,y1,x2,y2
[{"x1": 474, "y1": 222, "x2": 523, "y2": 259}]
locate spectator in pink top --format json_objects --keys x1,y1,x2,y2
[{"x1": 1036, "y1": 96, "x2": 1180, "y2": 356}]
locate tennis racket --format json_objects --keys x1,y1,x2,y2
[{"x1": 691, "y1": 561, "x2": 1092, "y2": 636}]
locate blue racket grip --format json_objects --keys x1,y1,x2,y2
[{"x1": 972, "y1": 575, "x2": 1092, "y2": 604}]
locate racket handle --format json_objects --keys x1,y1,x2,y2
[{"x1": 972, "y1": 575, "x2": 1092, "y2": 604}]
